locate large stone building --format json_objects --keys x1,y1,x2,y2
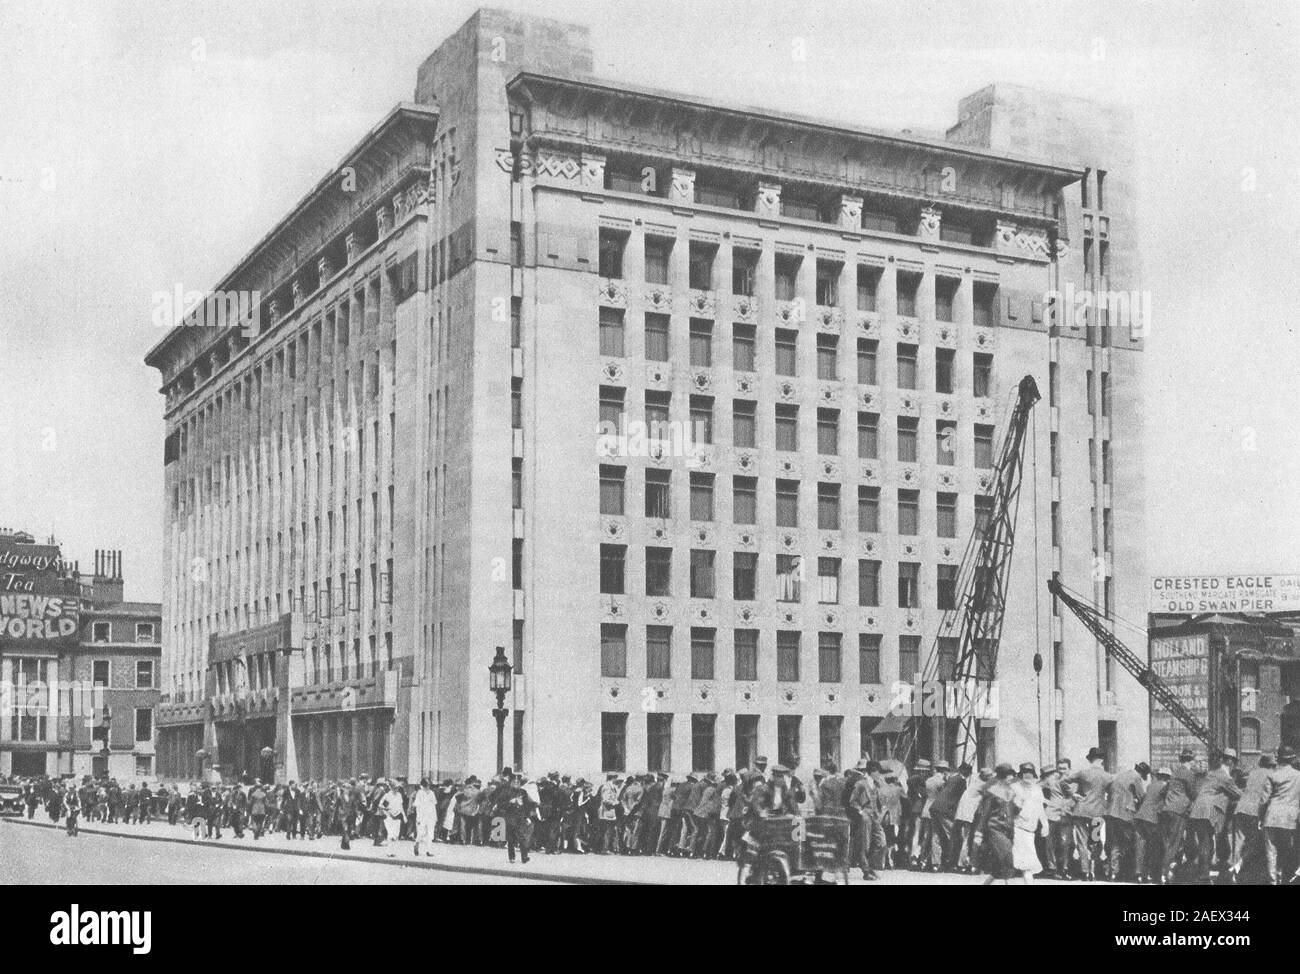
[
  {"x1": 0, "y1": 531, "x2": 161, "y2": 780},
  {"x1": 145, "y1": 8, "x2": 1146, "y2": 783}
]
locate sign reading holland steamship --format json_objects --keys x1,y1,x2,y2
[
  {"x1": 1148, "y1": 633, "x2": 1211, "y2": 768},
  {"x1": 1150, "y1": 574, "x2": 1300, "y2": 614},
  {"x1": 0, "y1": 537, "x2": 79, "y2": 645}
]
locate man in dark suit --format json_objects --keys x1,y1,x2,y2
[
  {"x1": 1261, "y1": 745, "x2": 1300, "y2": 885},
  {"x1": 1159, "y1": 749, "x2": 1199, "y2": 883},
  {"x1": 1064, "y1": 747, "x2": 1113, "y2": 880},
  {"x1": 930, "y1": 762, "x2": 969, "y2": 872},
  {"x1": 1105, "y1": 762, "x2": 1148, "y2": 881},
  {"x1": 1227, "y1": 754, "x2": 1274, "y2": 883}
]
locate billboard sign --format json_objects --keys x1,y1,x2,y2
[
  {"x1": 1148, "y1": 632, "x2": 1211, "y2": 767},
  {"x1": 1150, "y1": 574, "x2": 1300, "y2": 614},
  {"x1": 0, "y1": 537, "x2": 80, "y2": 648}
]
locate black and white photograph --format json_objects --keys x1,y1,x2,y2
[{"x1": 0, "y1": 0, "x2": 1295, "y2": 939}]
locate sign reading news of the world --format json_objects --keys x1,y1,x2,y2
[
  {"x1": 1150, "y1": 574, "x2": 1300, "y2": 615},
  {"x1": 0, "y1": 537, "x2": 79, "y2": 647}
]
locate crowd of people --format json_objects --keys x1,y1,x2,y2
[{"x1": 5, "y1": 742, "x2": 1298, "y2": 884}]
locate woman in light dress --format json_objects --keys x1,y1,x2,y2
[{"x1": 1010, "y1": 762, "x2": 1049, "y2": 883}]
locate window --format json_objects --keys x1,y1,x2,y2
[
  {"x1": 689, "y1": 319, "x2": 713, "y2": 367},
  {"x1": 937, "y1": 492, "x2": 958, "y2": 538},
  {"x1": 936, "y1": 420, "x2": 956, "y2": 466},
  {"x1": 136, "y1": 660, "x2": 154, "y2": 689},
  {"x1": 646, "y1": 625, "x2": 672, "y2": 679},
  {"x1": 775, "y1": 405, "x2": 799, "y2": 452},
  {"x1": 858, "y1": 559, "x2": 881, "y2": 607},
  {"x1": 93, "y1": 622, "x2": 110, "y2": 643},
  {"x1": 896, "y1": 272, "x2": 920, "y2": 317},
  {"x1": 1087, "y1": 369, "x2": 1095, "y2": 415},
  {"x1": 644, "y1": 237, "x2": 672, "y2": 285},
  {"x1": 645, "y1": 390, "x2": 671, "y2": 440},
  {"x1": 733, "y1": 552, "x2": 758, "y2": 600},
  {"x1": 897, "y1": 343, "x2": 918, "y2": 389},
  {"x1": 732, "y1": 323, "x2": 756, "y2": 371},
  {"x1": 599, "y1": 385, "x2": 624, "y2": 433},
  {"x1": 644, "y1": 313, "x2": 670, "y2": 361},
  {"x1": 599, "y1": 544, "x2": 626, "y2": 595},
  {"x1": 92, "y1": 660, "x2": 109, "y2": 688},
  {"x1": 935, "y1": 277, "x2": 957, "y2": 322},
  {"x1": 816, "y1": 260, "x2": 840, "y2": 306},
  {"x1": 135, "y1": 755, "x2": 153, "y2": 777},
  {"x1": 135, "y1": 622, "x2": 156, "y2": 643},
  {"x1": 689, "y1": 550, "x2": 716, "y2": 599},
  {"x1": 646, "y1": 469, "x2": 671, "y2": 519},
  {"x1": 1240, "y1": 718, "x2": 1260, "y2": 754},
  {"x1": 816, "y1": 408, "x2": 839, "y2": 455},
  {"x1": 818, "y1": 633, "x2": 842, "y2": 682},
  {"x1": 691, "y1": 628, "x2": 716, "y2": 679},
  {"x1": 776, "y1": 479, "x2": 799, "y2": 527},
  {"x1": 1049, "y1": 362, "x2": 1059, "y2": 406},
  {"x1": 899, "y1": 635, "x2": 921, "y2": 682},
  {"x1": 818, "y1": 483, "x2": 841, "y2": 530},
  {"x1": 777, "y1": 554, "x2": 802, "y2": 602},
  {"x1": 689, "y1": 242, "x2": 715, "y2": 290},
  {"x1": 689, "y1": 472, "x2": 715, "y2": 521},
  {"x1": 599, "y1": 307, "x2": 625, "y2": 357},
  {"x1": 647, "y1": 713, "x2": 672, "y2": 773},
  {"x1": 859, "y1": 634, "x2": 882, "y2": 683},
  {"x1": 777, "y1": 632, "x2": 801, "y2": 682},
  {"x1": 135, "y1": 708, "x2": 152, "y2": 743},
  {"x1": 775, "y1": 254, "x2": 801, "y2": 301},
  {"x1": 862, "y1": 209, "x2": 899, "y2": 233},
  {"x1": 645, "y1": 547, "x2": 672, "y2": 597},
  {"x1": 818, "y1": 557, "x2": 841, "y2": 604},
  {"x1": 937, "y1": 564, "x2": 958, "y2": 610},
  {"x1": 777, "y1": 714, "x2": 801, "y2": 770},
  {"x1": 897, "y1": 417, "x2": 918, "y2": 463},
  {"x1": 858, "y1": 486, "x2": 880, "y2": 533},
  {"x1": 510, "y1": 221, "x2": 523, "y2": 267},
  {"x1": 935, "y1": 348, "x2": 954, "y2": 394},
  {"x1": 733, "y1": 400, "x2": 756, "y2": 448},
  {"x1": 775, "y1": 329, "x2": 798, "y2": 376},
  {"x1": 599, "y1": 465, "x2": 625, "y2": 516},
  {"x1": 513, "y1": 458, "x2": 522, "y2": 509},
  {"x1": 1096, "y1": 169, "x2": 1106, "y2": 210},
  {"x1": 974, "y1": 424, "x2": 995, "y2": 468},
  {"x1": 973, "y1": 282, "x2": 997, "y2": 328},
  {"x1": 857, "y1": 338, "x2": 878, "y2": 384},
  {"x1": 735, "y1": 714, "x2": 760, "y2": 769},
  {"x1": 734, "y1": 630, "x2": 759, "y2": 681},
  {"x1": 512, "y1": 621, "x2": 523, "y2": 676},
  {"x1": 732, "y1": 249, "x2": 757, "y2": 296},
  {"x1": 898, "y1": 562, "x2": 920, "y2": 608},
  {"x1": 513, "y1": 540, "x2": 523, "y2": 589},
  {"x1": 816, "y1": 334, "x2": 839, "y2": 380},
  {"x1": 601, "y1": 624, "x2": 627, "y2": 678},
  {"x1": 856, "y1": 265, "x2": 879, "y2": 311},
  {"x1": 733, "y1": 476, "x2": 757, "y2": 525},
  {"x1": 692, "y1": 714, "x2": 716, "y2": 772},
  {"x1": 689, "y1": 395, "x2": 714, "y2": 445},
  {"x1": 1103, "y1": 508, "x2": 1113, "y2": 552},
  {"x1": 898, "y1": 489, "x2": 919, "y2": 535},
  {"x1": 938, "y1": 637, "x2": 959, "y2": 680},
  {"x1": 601, "y1": 713, "x2": 627, "y2": 772},
  {"x1": 858, "y1": 412, "x2": 879, "y2": 459},
  {"x1": 599, "y1": 228, "x2": 626, "y2": 278},
  {"x1": 1101, "y1": 372, "x2": 1112, "y2": 417},
  {"x1": 511, "y1": 378, "x2": 522, "y2": 429},
  {"x1": 1102, "y1": 441, "x2": 1112, "y2": 485}
]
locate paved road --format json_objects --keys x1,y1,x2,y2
[{"x1": 0, "y1": 821, "x2": 557, "y2": 885}]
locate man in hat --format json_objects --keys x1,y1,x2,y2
[
  {"x1": 1158, "y1": 749, "x2": 1199, "y2": 884},
  {"x1": 1227, "y1": 753, "x2": 1274, "y2": 883},
  {"x1": 638, "y1": 772, "x2": 664, "y2": 855},
  {"x1": 1038, "y1": 764, "x2": 1069, "y2": 878},
  {"x1": 496, "y1": 772, "x2": 538, "y2": 864},
  {"x1": 741, "y1": 756, "x2": 768, "y2": 797},
  {"x1": 917, "y1": 759, "x2": 948, "y2": 870},
  {"x1": 954, "y1": 768, "x2": 991, "y2": 873},
  {"x1": 1063, "y1": 747, "x2": 1112, "y2": 880},
  {"x1": 597, "y1": 771, "x2": 621, "y2": 854},
  {"x1": 692, "y1": 773, "x2": 723, "y2": 858},
  {"x1": 930, "y1": 762, "x2": 968, "y2": 871},
  {"x1": 816, "y1": 761, "x2": 847, "y2": 815},
  {"x1": 1261, "y1": 744, "x2": 1300, "y2": 885},
  {"x1": 1104, "y1": 761, "x2": 1149, "y2": 882},
  {"x1": 412, "y1": 778, "x2": 438, "y2": 856},
  {"x1": 903, "y1": 758, "x2": 931, "y2": 868},
  {"x1": 847, "y1": 761, "x2": 883, "y2": 880},
  {"x1": 653, "y1": 773, "x2": 677, "y2": 856},
  {"x1": 1189, "y1": 750, "x2": 1240, "y2": 883},
  {"x1": 676, "y1": 773, "x2": 706, "y2": 856}
]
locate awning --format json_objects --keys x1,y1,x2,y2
[{"x1": 869, "y1": 711, "x2": 910, "y2": 736}]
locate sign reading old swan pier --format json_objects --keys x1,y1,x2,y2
[{"x1": 1150, "y1": 574, "x2": 1300, "y2": 614}]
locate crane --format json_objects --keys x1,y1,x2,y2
[
  {"x1": 894, "y1": 374, "x2": 1041, "y2": 766},
  {"x1": 1047, "y1": 577, "x2": 1218, "y2": 752}
]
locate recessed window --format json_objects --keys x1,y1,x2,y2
[
  {"x1": 776, "y1": 479, "x2": 799, "y2": 528},
  {"x1": 732, "y1": 323, "x2": 756, "y2": 371},
  {"x1": 599, "y1": 544, "x2": 626, "y2": 595},
  {"x1": 857, "y1": 338, "x2": 878, "y2": 385},
  {"x1": 645, "y1": 547, "x2": 672, "y2": 596},
  {"x1": 817, "y1": 558, "x2": 841, "y2": 604},
  {"x1": 816, "y1": 408, "x2": 839, "y2": 456},
  {"x1": 973, "y1": 282, "x2": 998, "y2": 328},
  {"x1": 817, "y1": 482, "x2": 841, "y2": 530},
  {"x1": 897, "y1": 489, "x2": 919, "y2": 536},
  {"x1": 691, "y1": 628, "x2": 716, "y2": 680},
  {"x1": 858, "y1": 486, "x2": 880, "y2": 533},
  {"x1": 689, "y1": 319, "x2": 713, "y2": 367},
  {"x1": 776, "y1": 555, "x2": 802, "y2": 602},
  {"x1": 645, "y1": 469, "x2": 671, "y2": 519},
  {"x1": 599, "y1": 307, "x2": 625, "y2": 357},
  {"x1": 937, "y1": 564, "x2": 958, "y2": 610},
  {"x1": 733, "y1": 552, "x2": 758, "y2": 601},
  {"x1": 896, "y1": 272, "x2": 920, "y2": 317},
  {"x1": 858, "y1": 412, "x2": 879, "y2": 460},
  {"x1": 935, "y1": 277, "x2": 958, "y2": 322},
  {"x1": 775, "y1": 404, "x2": 799, "y2": 452},
  {"x1": 858, "y1": 559, "x2": 881, "y2": 607},
  {"x1": 644, "y1": 237, "x2": 672, "y2": 285},
  {"x1": 818, "y1": 632, "x2": 842, "y2": 682},
  {"x1": 600, "y1": 624, "x2": 627, "y2": 679},
  {"x1": 775, "y1": 254, "x2": 801, "y2": 301},
  {"x1": 935, "y1": 347, "x2": 955, "y2": 394},
  {"x1": 734, "y1": 630, "x2": 758, "y2": 681},
  {"x1": 937, "y1": 492, "x2": 958, "y2": 538},
  {"x1": 733, "y1": 400, "x2": 756, "y2": 449},
  {"x1": 975, "y1": 424, "x2": 995, "y2": 469},
  {"x1": 897, "y1": 343, "x2": 918, "y2": 390},
  {"x1": 816, "y1": 334, "x2": 839, "y2": 380},
  {"x1": 92, "y1": 622, "x2": 111, "y2": 643},
  {"x1": 816, "y1": 260, "x2": 841, "y2": 306},
  {"x1": 732, "y1": 248, "x2": 758, "y2": 296},
  {"x1": 689, "y1": 242, "x2": 716, "y2": 291},
  {"x1": 775, "y1": 329, "x2": 798, "y2": 376},
  {"x1": 689, "y1": 551, "x2": 716, "y2": 599},
  {"x1": 733, "y1": 476, "x2": 757, "y2": 525},
  {"x1": 136, "y1": 660, "x2": 154, "y2": 689},
  {"x1": 856, "y1": 266, "x2": 880, "y2": 311},
  {"x1": 897, "y1": 417, "x2": 919, "y2": 463},
  {"x1": 973, "y1": 352, "x2": 993, "y2": 398},
  {"x1": 644, "y1": 313, "x2": 670, "y2": 361},
  {"x1": 599, "y1": 464, "x2": 626, "y2": 516},
  {"x1": 598, "y1": 228, "x2": 626, "y2": 279},
  {"x1": 898, "y1": 562, "x2": 920, "y2": 608},
  {"x1": 777, "y1": 631, "x2": 801, "y2": 681},
  {"x1": 647, "y1": 626, "x2": 672, "y2": 679},
  {"x1": 689, "y1": 471, "x2": 715, "y2": 521}
]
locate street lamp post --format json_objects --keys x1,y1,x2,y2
[{"x1": 488, "y1": 645, "x2": 513, "y2": 774}]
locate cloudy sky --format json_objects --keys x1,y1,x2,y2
[{"x1": 0, "y1": 0, "x2": 1296, "y2": 602}]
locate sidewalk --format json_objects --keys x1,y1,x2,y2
[{"x1": 4, "y1": 815, "x2": 1089, "y2": 885}]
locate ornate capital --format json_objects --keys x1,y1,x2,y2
[
  {"x1": 756, "y1": 181, "x2": 782, "y2": 218},
  {"x1": 581, "y1": 152, "x2": 606, "y2": 190},
  {"x1": 839, "y1": 194, "x2": 863, "y2": 230},
  {"x1": 670, "y1": 167, "x2": 696, "y2": 204},
  {"x1": 376, "y1": 204, "x2": 392, "y2": 238},
  {"x1": 918, "y1": 206, "x2": 942, "y2": 241}
]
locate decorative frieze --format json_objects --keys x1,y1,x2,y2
[
  {"x1": 581, "y1": 152, "x2": 606, "y2": 190},
  {"x1": 670, "y1": 167, "x2": 696, "y2": 204},
  {"x1": 918, "y1": 206, "x2": 942, "y2": 241},
  {"x1": 756, "y1": 181, "x2": 782, "y2": 218},
  {"x1": 839, "y1": 193, "x2": 863, "y2": 230}
]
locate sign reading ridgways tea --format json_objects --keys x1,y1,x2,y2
[{"x1": 0, "y1": 537, "x2": 80, "y2": 644}]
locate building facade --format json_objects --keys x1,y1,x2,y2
[
  {"x1": 0, "y1": 532, "x2": 160, "y2": 780},
  {"x1": 145, "y1": 8, "x2": 1147, "y2": 783}
]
